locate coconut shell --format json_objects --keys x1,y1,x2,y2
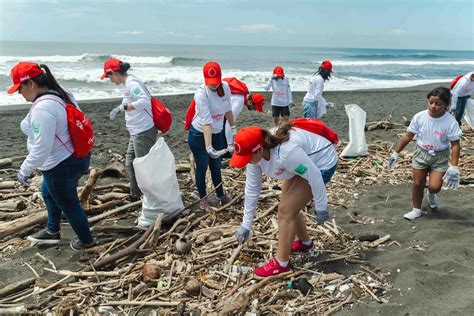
[
  {"x1": 175, "y1": 237, "x2": 192, "y2": 254},
  {"x1": 184, "y1": 278, "x2": 201, "y2": 296},
  {"x1": 142, "y1": 263, "x2": 161, "y2": 281}
]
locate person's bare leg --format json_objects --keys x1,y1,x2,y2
[
  {"x1": 273, "y1": 116, "x2": 280, "y2": 127},
  {"x1": 412, "y1": 169, "x2": 428, "y2": 209},
  {"x1": 281, "y1": 178, "x2": 312, "y2": 243},
  {"x1": 276, "y1": 176, "x2": 313, "y2": 262},
  {"x1": 427, "y1": 170, "x2": 445, "y2": 194},
  {"x1": 282, "y1": 115, "x2": 289, "y2": 124}
]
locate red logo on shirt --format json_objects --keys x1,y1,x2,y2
[{"x1": 434, "y1": 131, "x2": 445, "y2": 137}]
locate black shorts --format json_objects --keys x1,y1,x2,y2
[{"x1": 272, "y1": 106, "x2": 290, "y2": 117}]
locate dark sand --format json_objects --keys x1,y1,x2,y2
[{"x1": 1, "y1": 82, "x2": 473, "y2": 315}]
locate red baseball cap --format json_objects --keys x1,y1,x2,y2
[
  {"x1": 250, "y1": 93, "x2": 265, "y2": 112},
  {"x1": 7, "y1": 62, "x2": 45, "y2": 94},
  {"x1": 273, "y1": 66, "x2": 285, "y2": 77},
  {"x1": 203, "y1": 61, "x2": 222, "y2": 85},
  {"x1": 229, "y1": 126, "x2": 264, "y2": 168},
  {"x1": 321, "y1": 60, "x2": 333, "y2": 72},
  {"x1": 101, "y1": 58, "x2": 122, "y2": 80}
]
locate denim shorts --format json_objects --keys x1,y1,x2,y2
[{"x1": 321, "y1": 163, "x2": 337, "y2": 184}]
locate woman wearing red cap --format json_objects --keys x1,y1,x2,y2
[
  {"x1": 188, "y1": 62, "x2": 236, "y2": 209},
  {"x1": 101, "y1": 58, "x2": 157, "y2": 201},
  {"x1": 7, "y1": 62, "x2": 94, "y2": 250},
  {"x1": 264, "y1": 66, "x2": 293, "y2": 127},
  {"x1": 303, "y1": 60, "x2": 334, "y2": 119},
  {"x1": 230, "y1": 123, "x2": 338, "y2": 277}
]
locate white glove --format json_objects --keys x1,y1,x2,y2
[
  {"x1": 327, "y1": 102, "x2": 334, "y2": 108},
  {"x1": 109, "y1": 105, "x2": 125, "y2": 120},
  {"x1": 16, "y1": 172, "x2": 30, "y2": 187},
  {"x1": 388, "y1": 152, "x2": 399, "y2": 169},
  {"x1": 235, "y1": 226, "x2": 250, "y2": 245},
  {"x1": 443, "y1": 166, "x2": 460, "y2": 189},
  {"x1": 206, "y1": 146, "x2": 227, "y2": 159},
  {"x1": 227, "y1": 144, "x2": 235, "y2": 154}
]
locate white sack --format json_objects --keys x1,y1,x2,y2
[
  {"x1": 463, "y1": 99, "x2": 474, "y2": 128},
  {"x1": 340, "y1": 104, "x2": 369, "y2": 157}
]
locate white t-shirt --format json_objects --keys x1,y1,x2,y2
[
  {"x1": 224, "y1": 94, "x2": 246, "y2": 145},
  {"x1": 122, "y1": 75, "x2": 154, "y2": 136},
  {"x1": 20, "y1": 93, "x2": 75, "y2": 176},
  {"x1": 407, "y1": 110, "x2": 462, "y2": 154},
  {"x1": 451, "y1": 72, "x2": 474, "y2": 110},
  {"x1": 264, "y1": 77, "x2": 292, "y2": 106},
  {"x1": 241, "y1": 128, "x2": 338, "y2": 229},
  {"x1": 304, "y1": 74, "x2": 327, "y2": 104},
  {"x1": 191, "y1": 82, "x2": 232, "y2": 134}
]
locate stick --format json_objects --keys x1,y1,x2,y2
[
  {"x1": 100, "y1": 301, "x2": 181, "y2": 307},
  {"x1": 224, "y1": 245, "x2": 244, "y2": 273},
  {"x1": 88, "y1": 200, "x2": 142, "y2": 225},
  {"x1": 43, "y1": 268, "x2": 120, "y2": 277},
  {"x1": 367, "y1": 234, "x2": 391, "y2": 248},
  {"x1": 0, "y1": 278, "x2": 36, "y2": 298},
  {"x1": 79, "y1": 168, "x2": 101, "y2": 204}
]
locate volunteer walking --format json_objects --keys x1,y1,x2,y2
[
  {"x1": 264, "y1": 66, "x2": 293, "y2": 127},
  {"x1": 303, "y1": 60, "x2": 334, "y2": 119}
]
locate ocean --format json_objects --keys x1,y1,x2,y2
[{"x1": 1, "y1": 41, "x2": 473, "y2": 106}]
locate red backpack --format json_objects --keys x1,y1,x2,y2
[
  {"x1": 450, "y1": 75, "x2": 463, "y2": 90},
  {"x1": 291, "y1": 118, "x2": 339, "y2": 144},
  {"x1": 42, "y1": 98, "x2": 94, "y2": 158},
  {"x1": 148, "y1": 98, "x2": 172, "y2": 133},
  {"x1": 184, "y1": 77, "x2": 248, "y2": 130}
]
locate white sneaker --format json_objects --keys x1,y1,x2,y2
[
  {"x1": 426, "y1": 191, "x2": 439, "y2": 209},
  {"x1": 404, "y1": 209, "x2": 422, "y2": 220}
]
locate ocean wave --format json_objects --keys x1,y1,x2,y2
[
  {"x1": 349, "y1": 53, "x2": 444, "y2": 59},
  {"x1": 328, "y1": 60, "x2": 474, "y2": 66},
  {"x1": 171, "y1": 56, "x2": 206, "y2": 66}
]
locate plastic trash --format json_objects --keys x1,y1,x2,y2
[
  {"x1": 340, "y1": 104, "x2": 369, "y2": 157},
  {"x1": 463, "y1": 99, "x2": 474, "y2": 128},
  {"x1": 133, "y1": 137, "x2": 184, "y2": 227}
]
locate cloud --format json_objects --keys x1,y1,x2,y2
[
  {"x1": 116, "y1": 31, "x2": 145, "y2": 36},
  {"x1": 226, "y1": 24, "x2": 278, "y2": 33},
  {"x1": 390, "y1": 29, "x2": 406, "y2": 35}
]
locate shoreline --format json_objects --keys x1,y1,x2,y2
[{"x1": 0, "y1": 82, "x2": 448, "y2": 112}]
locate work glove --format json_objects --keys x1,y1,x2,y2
[
  {"x1": 227, "y1": 144, "x2": 235, "y2": 154},
  {"x1": 109, "y1": 105, "x2": 125, "y2": 120},
  {"x1": 16, "y1": 172, "x2": 30, "y2": 187},
  {"x1": 206, "y1": 146, "x2": 227, "y2": 159},
  {"x1": 443, "y1": 166, "x2": 460, "y2": 189},
  {"x1": 315, "y1": 208, "x2": 329, "y2": 225},
  {"x1": 327, "y1": 102, "x2": 334, "y2": 108},
  {"x1": 449, "y1": 108, "x2": 457, "y2": 116},
  {"x1": 388, "y1": 152, "x2": 399, "y2": 169},
  {"x1": 236, "y1": 226, "x2": 250, "y2": 245}
]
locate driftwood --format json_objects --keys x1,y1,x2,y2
[
  {"x1": 0, "y1": 200, "x2": 27, "y2": 212},
  {"x1": 79, "y1": 168, "x2": 101, "y2": 204},
  {"x1": 96, "y1": 192, "x2": 129, "y2": 203},
  {"x1": 88, "y1": 200, "x2": 141, "y2": 225},
  {"x1": 0, "y1": 155, "x2": 26, "y2": 169},
  {"x1": 0, "y1": 277, "x2": 36, "y2": 298},
  {"x1": 101, "y1": 162, "x2": 126, "y2": 178},
  {"x1": 0, "y1": 181, "x2": 16, "y2": 190}
]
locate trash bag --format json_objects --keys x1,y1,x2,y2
[
  {"x1": 133, "y1": 137, "x2": 184, "y2": 227},
  {"x1": 464, "y1": 99, "x2": 474, "y2": 128},
  {"x1": 340, "y1": 104, "x2": 368, "y2": 157}
]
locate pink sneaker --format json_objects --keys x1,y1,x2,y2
[
  {"x1": 199, "y1": 198, "x2": 208, "y2": 210},
  {"x1": 253, "y1": 258, "x2": 291, "y2": 277},
  {"x1": 218, "y1": 194, "x2": 232, "y2": 205},
  {"x1": 291, "y1": 240, "x2": 314, "y2": 253}
]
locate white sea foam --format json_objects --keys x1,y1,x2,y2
[{"x1": 329, "y1": 60, "x2": 474, "y2": 66}]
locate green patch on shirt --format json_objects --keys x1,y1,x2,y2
[
  {"x1": 32, "y1": 123, "x2": 40, "y2": 136},
  {"x1": 133, "y1": 87, "x2": 142, "y2": 96},
  {"x1": 294, "y1": 164, "x2": 308, "y2": 176}
]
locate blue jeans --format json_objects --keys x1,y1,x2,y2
[
  {"x1": 454, "y1": 95, "x2": 470, "y2": 126},
  {"x1": 188, "y1": 126, "x2": 225, "y2": 199},
  {"x1": 303, "y1": 100, "x2": 318, "y2": 118},
  {"x1": 42, "y1": 154, "x2": 93, "y2": 244},
  {"x1": 321, "y1": 163, "x2": 337, "y2": 184}
]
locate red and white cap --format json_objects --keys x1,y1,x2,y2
[
  {"x1": 229, "y1": 126, "x2": 264, "y2": 168},
  {"x1": 7, "y1": 62, "x2": 45, "y2": 94},
  {"x1": 273, "y1": 66, "x2": 285, "y2": 77},
  {"x1": 321, "y1": 60, "x2": 333, "y2": 72},
  {"x1": 101, "y1": 58, "x2": 122, "y2": 80},
  {"x1": 250, "y1": 93, "x2": 265, "y2": 112},
  {"x1": 203, "y1": 61, "x2": 222, "y2": 85}
]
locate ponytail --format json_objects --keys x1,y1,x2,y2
[
  {"x1": 262, "y1": 122, "x2": 293, "y2": 149},
  {"x1": 31, "y1": 64, "x2": 73, "y2": 104},
  {"x1": 313, "y1": 67, "x2": 331, "y2": 81},
  {"x1": 216, "y1": 84, "x2": 225, "y2": 97},
  {"x1": 115, "y1": 61, "x2": 131, "y2": 75}
]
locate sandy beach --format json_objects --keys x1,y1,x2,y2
[{"x1": 1, "y1": 84, "x2": 473, "y2": 315}]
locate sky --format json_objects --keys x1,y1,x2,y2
[{"x1": 0, "y1": 0, "x2": 473, "y2": 50}]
